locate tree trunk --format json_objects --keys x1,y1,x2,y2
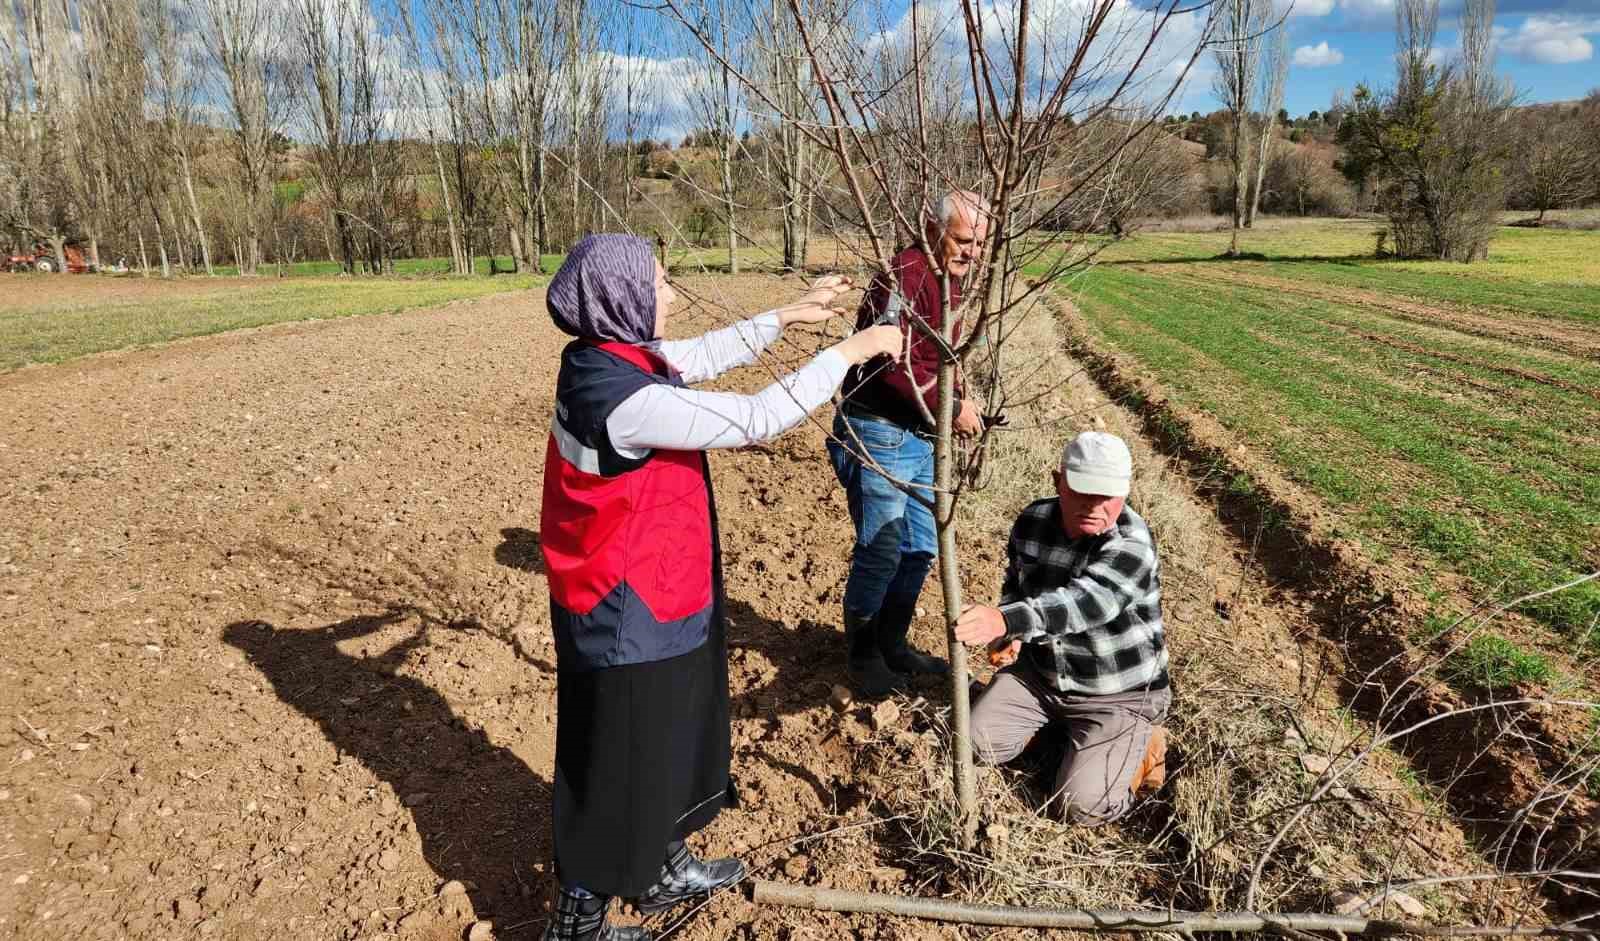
[
  {"x1": 1247, "y1": 115, "x2": 1274, "y2": 228},
  {"x1": 137, "y1": 230, "x2": 150, "y2": 277},
  {"x1": 505, "y1": 202, "x2": 523, "y2": 274},
  {"x1": 1230, "y1": 124, "x2": 1249, "y2": 254},
  {"x1": 724, "y1": 139, "x2": 739, "y2": 275},
  {"x1": 167, "y1": 196, "x2": 188, "y2": 272},
  {"x1": 537, "y1": 147, "x2": 550, "y2": 270},
  {"x1": 181, "y1": 155, "x2": 213, "y2": 275},
  {"x1": 322, "y1": 214, "x2": 337, "y2": 264},
  {"x1": 48, "y1": 236, "x2": 67, "y2": 275},
  {"x1": 431, "y1": 141, "x2": 465, "y2": 275},
  {"x1": 153, "y1": 205, "x2": 172, "y2": 278},
  {"x1": 935, "y1": 289, "x2": 976, "y2": 848}
]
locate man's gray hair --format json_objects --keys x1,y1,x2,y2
[{"x1": 929, "y1": 190, "x2": 990, "y2": 231}]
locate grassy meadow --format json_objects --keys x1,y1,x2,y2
[
  {"x1": 0, "y1": 272, "x2": 544, "y2": 372},
  {"x1": 1061, "y1": 218, "x2": 1600, "y2": 688}
]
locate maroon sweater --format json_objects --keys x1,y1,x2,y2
[{"x1": 840, "y1": 246, "x2": 964, "y2": 431}]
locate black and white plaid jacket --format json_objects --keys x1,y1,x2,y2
[{"x1": 999, "y1": 498, "x2": 1169, "y2": 696}]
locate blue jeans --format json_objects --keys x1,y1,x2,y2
[{"x1": 827, "y1": 411, "x2": 937, "y2": 618}]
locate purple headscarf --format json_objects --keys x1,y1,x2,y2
[{"x1": 547, "y1": 234, "x2": 658, "y2": 344}]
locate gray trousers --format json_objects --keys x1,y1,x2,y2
[{"x1": 970, "y1": 665, "x2": 1171, "y2": 826}]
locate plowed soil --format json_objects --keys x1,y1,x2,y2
[{"x1": 0, "y1": 275, "x2": 1525, "y2": 941}]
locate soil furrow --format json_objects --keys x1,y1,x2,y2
[
  {"x1": 1142, "y1": 263, "x2": 1600, "y2": 369},
  {"x1": 1055, "y1": 293, "x2": 1600, "y2": 914}
]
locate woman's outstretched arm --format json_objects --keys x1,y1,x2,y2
[
  {"x1": 656, "y1": 313, "x2": 783, "y2": 385},
  {"x1": 656, "y1": 275, "x2": 855, "y2": 385},
  {"x1": 607, "y1": 324, "x2": 901, "y2": 454},
  {"x1": 608, "y1": 349, "x2": 849, "y2": 453}
]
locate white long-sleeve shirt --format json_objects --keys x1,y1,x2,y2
[{"x1": 606, "y1": 312, "x2": 849, "y2": 455}]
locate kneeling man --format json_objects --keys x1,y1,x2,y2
[{"x1": 955, "y1": 431, "x2": 1169, "y2": 825}]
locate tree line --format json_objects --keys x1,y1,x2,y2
[
  {"x1": 5, "y1": 0, "x2": 1596, "y2": 278},
  {"x1": 0, "y1": 0, "x2": 772, "y2": 276}
]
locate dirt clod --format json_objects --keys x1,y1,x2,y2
[
  {"x1": 466, "y1": 920, "x2": 495, "y2": 941},
  {"x1": 782, "y1": 854, "x2": 810, "y2": 879},
  {"x1": 870, "y1": 700, "x2": 901, "y2": 732}
]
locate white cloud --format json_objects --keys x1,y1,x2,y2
[
  {"x1": 1276, "y1": 0, "x2": 1336, "y2": 17},
  {"x1": 1498, "y1": 15, "x2": 1598, "y2": 65},
  {"x1": 1293, "y1": 41, "x2": 1345, "y2": 66}
]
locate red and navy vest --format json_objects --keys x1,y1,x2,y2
[{"x1": 539, "y1": 340, "x2": 715, "y2": 671}]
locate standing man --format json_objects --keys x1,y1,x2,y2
[
  {"x1": 954, "y1": 431, "x2": 1170, "y2": 826},
  {"x1": 828, "y1": 191, "x2": 989, "y2": 696}
]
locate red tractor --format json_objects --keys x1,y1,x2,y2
[{"x1": 5, "y1": 243, "x2": 94, "y2": 273}]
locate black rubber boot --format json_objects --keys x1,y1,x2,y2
[
  {"x1": 845, "y1": 610, "x2": 906, "y2": 697},
  {"x1": 876, "y1": 598, "x2": 948, "y2": 676},
  {"x1": 543, "y1": 886, "x2": 652, "y2": 941},
  {"x1": 633, "y1": 842, "x2": 745, "y2": 915}
]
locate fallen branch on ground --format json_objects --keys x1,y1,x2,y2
[{"x1": 750, "y1": 880, "x2": 1597, "y2": 937}]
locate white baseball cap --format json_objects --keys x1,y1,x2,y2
[{"x1": 1062, "y1": 431, "x2": 1131, "y2": 497}]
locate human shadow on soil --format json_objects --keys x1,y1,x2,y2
[
  {"x1": 723, "y1": 598, "x2": 948, "y2": 720},
  {"x1": 495, "y1": 527, "x2": 545, "y2": 575},
  {"x1": 224, "y1": 614, "x2": 553, "y2": 936}
]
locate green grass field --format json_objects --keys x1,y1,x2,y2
[
  {"x1": 1062, "y1": 218, "x2": 1600, "y2": 683},
  {"x1": 0, "y1": 273, "x2": 544, "y2": 372}
]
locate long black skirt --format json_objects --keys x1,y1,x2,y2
[{"x1": 551, "y1": 610, "x2": 734, "y2": 897}]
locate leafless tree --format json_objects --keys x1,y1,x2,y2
[
  {"x1": 197, "y1": 0, "x2": 293, "y2": 274},
  {"x1": 680, "y1": 0, "x2": 747, "y2": 272},
  {"x1": 1512, "y1": 107, "x2": 1590, "y2": 223},
  {"x1": 760, "y1": 0, "x2": 819, "y2": 271},
  {"x1": 611, "y1": 2, "x2": 664, "y2": 231},
  {"x1": 396, "y1": 2, "x2": 469, "y2": 274},
  {"x1": 552, "y1": 0, "x2": 606, "y2": 249},
  {"x1": 291, "y1": 0, "x2": 366, "y2": 274},
  {"x1": 144, "y1": 0, "x2": 214, "y2": 274},
  {"x1": 1212, "y1": 0, "x2": 1269, "y2": 255},
  {"x1": 87, "y1": 0, "x2": 182, "y2": 277},
  {"x1": 351, "y1": 5, "x2": 405, "y2": 273},
  {"x1": 1582, "y1": 90, "x2": 1600, "y2": 203},
  {"x1": 424, "y1": 0, "x2": 496, "y2": 272},
  {"x1": 2, "y1": 0, "x2": 78, "y2": 272},
  {"x1": 488, "y1": 0, "x2": 561, "y2": 269},
  {"x1": 1245, "y1": 21, "x2": 1286, "y2": 228}
]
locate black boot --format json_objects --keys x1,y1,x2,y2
[
  {"x1": 877, "y1": 598, "x2": 948, "y2": 676},
  {"x1": 844, "y1": 610, "x2": 906, "y2": 697},
  {"x1": 633, "y1": 842, "x2": 745, "y2": 915},
  {"x1": 543, "y1": 886, "x2": 652, "y2": 941}
]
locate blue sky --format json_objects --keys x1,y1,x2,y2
[{"x1": 1249, "y1": 0, "x2": 1600, "y2": 118}]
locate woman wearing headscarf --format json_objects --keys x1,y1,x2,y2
[{"x1": 539, "y1": 235, "x2": 898, "y2": 941}]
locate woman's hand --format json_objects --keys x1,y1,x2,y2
[
  {"x1": 832, "y1": 324, "x2": 901, "y2": 365},
  {"x1": 777, "y1": 274, "x2": 854, "y2": 327}
]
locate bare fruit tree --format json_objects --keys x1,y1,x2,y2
[{"x1": 660, "y1": 0, "x2": 1218, "y2": 841}]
